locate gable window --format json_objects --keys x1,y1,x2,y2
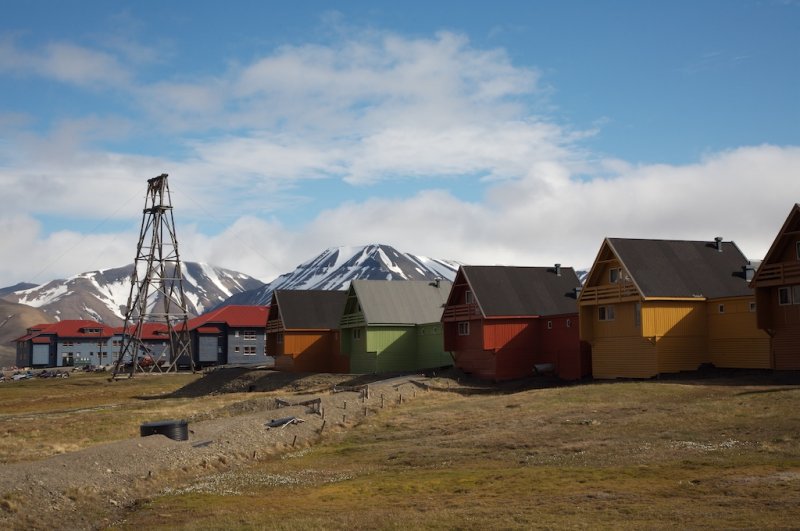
[
  {"x1": 609, "y1": 268, "x2": 622, "y2": 283},
  {"x1": 353, "y1": 328, "x2": 362, "y2": 340},
  {"x1": 779, "y1": 287, "x2": 791, "y2": 305},
  {"x1": 458, "y1": 321, "x2": 470, "y2": 336},
  {"x1": 599, "y1": 305, "x2": 615, "y2": 321},
  {"x1": 465, "y1": 291, "x2": 473, "y2": 304}
]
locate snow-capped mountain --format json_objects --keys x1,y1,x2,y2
[
  {"x1": 221, "y1": 244, "x2": 460, "y2": 307},
  {"x1": 3, "y1": 262, "x2": 265, "y2": 326}
]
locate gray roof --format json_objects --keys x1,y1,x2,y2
[
  {"x1": 607, "y1": 238, "x2": 752, "y2": 299},
  {"x1": 351, "y1": 279, "x2": 453, "y2": 325},
  {"x1": 273, "y1": 290, "x2": 348, "y2": 329},
  {"x1": 460, "y1": 266, "x2": 580, "y2": 317}
]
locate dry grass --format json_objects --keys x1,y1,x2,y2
[
  {"x1": 112, "y1": 377, "x2": 800, "y2": 529},
  {"x1": 0, "y1": 371, "x2": 254, "y2": 463}
]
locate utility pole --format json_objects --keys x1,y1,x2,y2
[{"x1": 111, "y1": 174, "x2": 194, "y2": 378}]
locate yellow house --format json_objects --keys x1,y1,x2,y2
[{"x1": 579, "y1": 237, "x2": 769, "y2": 379}]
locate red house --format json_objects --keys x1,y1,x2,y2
[
  {"x1": 751, "y1": 203, "x2": 800, "y2": 369},
  {"x1": 441, "y1": 265, "x2": 589, "y2": 381}
]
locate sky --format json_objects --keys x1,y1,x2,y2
[{"x1": 1, "y1": 0, "x2": 798, "y2": 287}]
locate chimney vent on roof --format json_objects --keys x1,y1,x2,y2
[
  {"x1": 554, "y1": 263, "x2": 561, "y2": 276},
  {"x1": 742, "y1": 261, "x2": 756, "y2": 282},
  {"x1": 714, "y1": 236, "x2": 723, "y2": 252}
]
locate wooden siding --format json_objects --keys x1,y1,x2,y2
[
  {"x1": 416, "y1": 323, "x2": 452, "y2": 369},
  {"x1": 274, "y1": 330, "x2": 346, "y2": 373},
  {"x1": 592, "y1": 336, "x2": 658, "y2": 379},
  {"x1": 539, "y1": 315, "x2": 589, "y2": 380},
  {"x1": 707, "y1": 297, "x2": 771, "y2": 369},
  {"x1": 655, "y1": 336, "x2": 706, "y2": 373},
  {"x1": 773, "y1": 326, "x2": 800, "y2": 369},
  {"x1": 709, "y1": 338, "x2": 772, "y2": 369},
  {"x1": 642, "y1": 301, "x2": 706, "y2": 338},
  {"x1": 454, "y1": 348, "x2": 496, "y2": 380},
  {"x1": 367, "y1": 327, "x2": 415, "y2": 373},
  {"x1": 443, "y1": 319, "x2": 483, "y2": 352},
  {"x1": 483, "y1": 320, "x2": 533, "y2": 352}
]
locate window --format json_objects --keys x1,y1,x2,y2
[
  {"x1": 234, "y1": 330, "x2": 240, "y2": 338},
  {"x1": 353, "y1": 328, "x2": 362, "y2": 340},
  {"x1": 718, "y1": 304, "x2": 725, "y2": 314},
  {"x1": 276, "y1": 333, "x2": 283, "y2": 344},
  {"x1": 547, "y1": 320, "x2": 553, "y2": 330},
  {"x1": 465, "y1": 291, "x2": 473, "y2": 304},
  {"x1": 796, "y1": 241, "x2": 800, "y2": 260},
  {"x1": 609, "y1": 268, "x2": 622, "y2": 283},
  {"x1": 243, "y1": 330, "x2": 257, "y2": 341},
  {"x1": 779, "y1": 287, "x2": 791, "y2": 306},
  {"x1": 234, "y1": 346, "x2": 240, "y2": 353},
  {"x1": 599, "y1": 306, "x2": 615, "y2": 321},
  {"x1": 634, "y1": 302, "x2": 642, "y2": 328},
  {"x1": 794, "y1": 285, "x2": 800, "y2": 305},
  {"x1": 749, "y1": 302, "x2": 756, "y2": 312},
  {"x1": 458, "y1": 321, "x2": 470, "y2": 336},
  {"x1": 243, "y1": 346, "x2": 256, "y2": 355},
  {"x1": 566, "y1": 319, "x2": 571, "y2": 328}
]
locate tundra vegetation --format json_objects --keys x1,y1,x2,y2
[{"x1": 1, "y1": 370, "x2": 799, "y2": 529}]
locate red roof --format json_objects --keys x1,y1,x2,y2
[
  {"x1": 113, "y1": 323, "x2": 170, "y2": 340},
  {"x1": 188, "y1": 305, "x2": 269, "y2": 331},
  {"x1": 32, "y1": 337, "x2": 51, "y2": 344},
  {"x1": 14, "y1": 320, "x2": 115, "y2": 342},
  {"x1": 196, "y1": 326, "x2": 222, "y2": 334}
]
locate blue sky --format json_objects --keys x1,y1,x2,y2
[{"x1": 1, "y1": 1, "x2": 798, "y2": 286}]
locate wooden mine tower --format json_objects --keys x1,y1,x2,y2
[{"x1": 111, "y1": 174, "x2": 194, "y2": 378}]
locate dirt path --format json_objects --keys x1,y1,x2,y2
[{"x1": 0, "y1": 372, "x2": 440, "y2": 530}]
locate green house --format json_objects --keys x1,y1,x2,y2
[{"x1": 340, "y1": 279, "x2": 454, "y2": 373}]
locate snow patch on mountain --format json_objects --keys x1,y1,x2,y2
[{"x1": 218, "y1": 244, "x2": 460, "y2": 308}]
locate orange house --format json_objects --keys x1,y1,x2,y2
[
  {"x1": 750, "y1": 204, "x2": 800, "y2": 369},
  {"x1": 579, "y1": 237, "x2": 769, "y2": 379},
  {"x1": 266, "y1": 290, "x2": 349, "y2": 373}
]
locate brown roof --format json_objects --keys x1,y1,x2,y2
[
  {"x1": 606, "y1": 238, "x2": 752, "y2": 299},
  {"x1": 457, "y1": 265, "x2": 580, "y2": 317},
  {"x1": 270, "y1": 290, "x2": 347, "y2": 330}
]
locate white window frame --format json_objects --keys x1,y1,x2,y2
[
  {"x1": 243, "y1": 330, "x2": 257, "y2": 341},
  {"x1": 546, "y1": 320, "x2": 553, "y2": 330},
  {"x1": 458, "y1": 321, "x2": 470, "y2": 336}
]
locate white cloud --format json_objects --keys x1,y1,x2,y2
[{"x1": 0, "y1": 36, "x2": 132, "y2": 88}]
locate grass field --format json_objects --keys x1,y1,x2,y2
[
  {"x1": 0, "y1": 371, "x2": 217, "y2": 463},
  {"x1": 107, "y1": 375, "x2": 800, "y2": 530}
]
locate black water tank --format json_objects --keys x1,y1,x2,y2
[{"x1": 140, "y1": 419, "x2": 189, "y2": 441}]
